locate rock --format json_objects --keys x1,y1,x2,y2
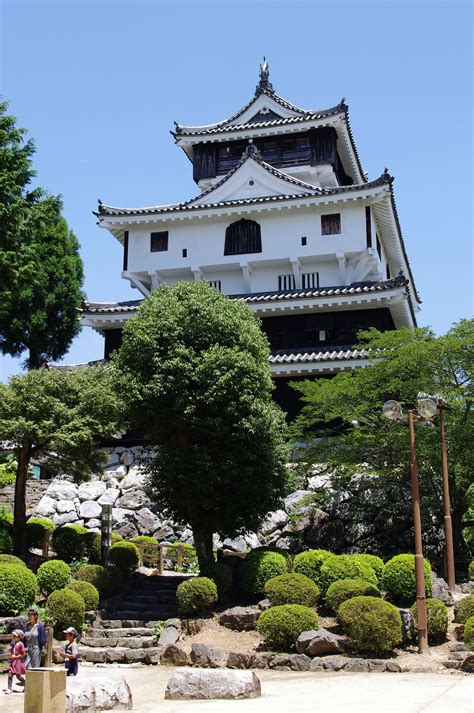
[
  {"x1": 86, "y1": 519, "x2": 101, "y2": 529},
  {"x1": 35, "y1": 495, "x2": 57, "y2": 517},
  {"x1": 56, "y1": 499, "x2": 77, "y2": 514},
  {"x1": 145, "y1": 646, "x2": 165, "y2": 665},
  {"x1": 226, "y1": 651, "x2": 255, "y2": 669},
  {"x1": 269, "y1": 654, "x2": 291, "y2": 670},
  {"x1": 309, "y1": 657, "x2": 323, "y2": 671},
  {"x1": 449, "y1": 642, "x2": 469, "y2": 652},
  {"x1": 258, "y1": 599, "x2": 271, "y2": 611},
  {"x1": 0, "y1": 616, "x2": 27, "y2": 632},
  {"x1": 219, "y1": 607, "x2": 260, "y2": 631},
  {"x1": 105, "y1": 452, "x2": 120, "y2": 467},
  {"x1": 399, "y1": 609, "x2": 412, "y2": 643},
  {"x1": 244, "y1": 532, "x2": 261, "y2": 549},
  {"x1": 46, "y1": 481, "x2": 78, "y2": 501},
  {"x1": 252, "y1": 652, "x2": 274, "y2": 669},
  {"x1": 158, "y1": 625, "x2": 181, "y2": 646},
  {"x1": 296, "y1": 628, "x2": 345, "y2": 657},
  {"x1": 385, "y1": 662, "x2": 401, "y2": 673},
  {"x1": 284, "y1": 504, "x2": 315, "y2": 534},
  {"x1": 135, "y1": 507, "x2": 161, "y2": 534},
  {"x1": 288, "y1": 654, "x2": 311, "y2": 671},
  {"x1": 154, "y1": 525, "x2": 175, "y2": 541},
  {"x1": 106, "y1": 648, "x2": 129, "y2": 663},
  {"x1": 161, "y1": 644, "x2": 189, "y2": 666},
  {"x1": 80, "y1": 500, "x2": 103, "y2": 520},
  {"x1": 274, "y1": 536, "x2": 295, "y2": 550},
  {"x1": 120, "y1": 468, "x2": 146, "y2": 490},
  {"x1": 180, "y1": 528, "x2": 194, "y2": 544},
  {"x1": 191, "y1": 643, "x2": 226, "y2": 668},
  {"x1": 431, "y1": 573, "x2": 454, "y2": 606},
  {"x1": 345, "y1": 658, "x2": 369, "y2": 672},
  {"x1": 222, "y1": 537, "x2": 247, "y2": 553},
  {"x1": 322, "y1": 656, "x2": 347, "y2": 671},
  {"x1": 165, "y1": 668, "x2": 261, "y2": 700},
  {"x1": 125, "y1": 649, "x2": 147, "y2": 662},
  {"x1": 283, "y1": 490, "x2": 308, "y2": 512},
  {"x1": 66, "y1": 674, "x2": 133, "y2": 711},
  {"x1": 461, "y1": 655, "x2": 474, "y2": 673},
  {"x1": 307, "y1": 474, "x2": 332, "y2": 491},
  {"x1": 97, "y1": 488, "x2": 121, "y2": 506},
  {"x1": 104, "y1": 464, "x2": 128, "y2": 481},
  {"x1": 367, "y1": 659, "x2": 387, "y2": 672},
  {"x1": 78, "y1": 481, "x2": 107, "y2": 502},
  {"x1": 260, "y1": 510, "x2": 288, "y2": 536},
  {"x1": 53, "y1": 510, "x2": 79, "y2": 526},
  {"x1": 117, "y1": 489, "x2": 150, "y2": 510}
]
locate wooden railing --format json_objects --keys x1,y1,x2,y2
[{"x1": 134, "y1": 542, "x2": 198, "y2": 575}]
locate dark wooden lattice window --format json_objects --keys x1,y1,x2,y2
[
  {"x1": 376, "y1": 234, "x2": 382, "y2": 260},
  {"x1": 302, "y1": 272, "x2": 319, "y2": 289},
  {"x1": 208, "y1": 280, "x2": 222, "y2": 291},
  {"x1": 386, "y1": 263, "x2": 391, "y2": 279},
  {"x1": 224, "y1": 219, "x2": 262, "y2": 256},
  {"x1": 150, "y1": 231, "x2": 168, "y2": 252},
  {"x1": 278, "y1": 274, "x2": 295, "y2": 291},
  {"x1": 321, "y1": 213, "x2": 341, "y2": 235}
]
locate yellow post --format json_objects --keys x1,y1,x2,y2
[{"x1": 24, "y1": 668, "x2": 66, "y2": 713}]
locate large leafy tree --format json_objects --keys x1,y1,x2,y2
[
  {"x1": 0, "y1": 366, "x2": 123, "y2": 554},
  {"x1": 0, "y1": 101, "x2": 83, "y2": 368},
  {"x1": 291, "y1": 320, "x2": 473, "y2": 563},
  {"x1": 114, "y1": 281, "x2": 289, "y2": 571}
]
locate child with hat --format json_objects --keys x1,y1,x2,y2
[
  {"x1": 3, "y1": 630, "x2": 26, "y2": 694},
  {"x1": 58, "y1": 627, "x2": 79, "y2": 676}
]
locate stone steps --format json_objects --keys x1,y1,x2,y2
[
  {"x1": 77, "y1": 645, "x2": 163, "y2": 664},
  {"x1": 105, "y1": 573, "x2": 186, "y2": 622},
  {"x1": 81, "y1": 636, "x2": 156, "y2": 648}
]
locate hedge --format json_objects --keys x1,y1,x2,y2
[
  {"x1": 37, "y1": 559, "x2": 71, "y2": 596},
  {"x1": 0, "y1": 555, "x2": 27, "y2": 568},
  {"x1": 25, "y1": 517, "x2": 55, "y2": 550},
  {"x1": 319, "y1": 554, "x2": 378, "y2": 592},
  {"x1": 67, "y1": 580, "x2": 100, "y2": 611},
  {"x1": 381, "y1": 554, "x2": 432, "y2": 606},
  {"x1": 293, "y1": 549, "x2": 332, "y2": 586},
  {"x1": 239, "y1": 550, "x2": 289, "y2": 596},
  {"x1": 325, "y1": 578, "x2": 380, "y2": 613},
  {"x1": 52, "y1": 525, "x2": 88, "y2": 563},
  {"x1": 338, "y1": 596, "x2": 402, "y2": 654},
  {"x1": 454, "y1": 595, "x2": 474, "y2": 624},
  {"x1": 257, "y1": 604, "x2": 319, "y2": 651},
  {"x1": 45, "y1": 588, "x2": 85, "y2": 634},
  {"x1": 464, "y1": 616, "x2": 474, "y2": 650},
  {"x1": 410, "y1": 598, "x2": 448, "y2": 644},
  {"x1": 176, "y1": 577, "x2": 218, "y2": 615},
  {"x1": 108, "y1": 541, "x2": 139, "y2": 573},
  {"x1": 75, "y1": 564, "x2": 111, "y2": 598},
  {"x1": 264, "y1": 573, "x2": 319, "y2": 607},
  {"x1": 0, "y1": 563, "x2": 37, "y2": 615},
  {"x1": 353, "y1": 554, "x2": 385, "y2": 584}
]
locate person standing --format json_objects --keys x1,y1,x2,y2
[
  {"x1": 23, "y1": 608, "x2": 47, "y2": 669},
  {"x1": 3, "y1": 630, "x2": 26, "y2": 694},
  {"x1": 58, "y1": 627, "x2": 78, "y2": 676}
]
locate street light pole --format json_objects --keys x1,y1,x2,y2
[
  {"x1": 438, "y1": 407, "x2": 456, "y2": 591},
  {"x1": 407, "y1": 409, "x2": 429, "y2": 653}
]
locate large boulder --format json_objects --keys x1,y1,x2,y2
[
  {"x1": 45, "y1": 481, "x2": 78, "y2": 501},
  {"x1": 135, "y1": 507, "x2": 161, "y2": 535},
  {"x1": 53, "y1": 510, "x2": 79, "y2": 526},
  {"x1": 116, "y1": 490, "x2": 150, "y2": 511},
  {"x1": 97, "y1": 489, "x2": 121, "y2": 506},
  {"x1": 165, "y1": 668, "x2": 261, "y2": 700},
  {"x1": 431, "y1": 573, "x2": 454, "y2": 606},
  {"x1": 66, "y1": 675, "x2": 132, "y2": 711},
  {"x1": 120, "y1": 468, "x2": 147, "y2": 490},
  {"x1": 35, "y1": 495, "x2": 58, "y2": 518},
  {"x1": 56, "y1": 500, "x2": 77, "y2": 515},
  {"x1": 222, "y1": 536, "x2": 247, "y2": 553},
  {"x1": 296, "y1": 628, "x2": 345, "y2": 657},
  {"x1": 80, "y1": 500, "x2": 103, "y2": 520},
  {"x1": 120, "y1": 451, "x2": 135, "y2": 467},
  {"x1": 161, "y1": 644, "x2": 189, "y2": 666},
  {"x1": 190, "y1": 643, "x2": 226, "y2": 668},
  {"x1": 283, "y1": 490, "x2": 308, "y2": 512},
  {"x1": 219, "y1": 607, "x2": 260, "y2": 631},
  {"x1": 104, "y1": 465, "x2": 128, "y2": 481},
  {"x1": 78, "y1": 481, "x2": 107, "y2": 502},
  {"x1": 261, "y1": 510, "x2": 288, "y2": 536}
]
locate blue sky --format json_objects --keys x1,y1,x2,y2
[{"x1": 1, "y1": 0, "x2": 472, "y2": 381}]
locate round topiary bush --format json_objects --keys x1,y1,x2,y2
[
  {"x1": 319, "y1": 554, "x2": 378, "y2": 593},
  {"x1": 83, "y1": 531, "x2": 102, "y2": 564},
  {"x1": 52, "y1": 525, "x2": 88, "y2": 563},
  {"x1": 410, "y1": 598, "x2": 448, "y2": 644},
  {"x1": 239, "y1": 550, "x2": 289, "y2": 596},
  {"x1": 45, "y1": 588, "x2": 85, "y2": 634},
  {"x1": 353, "y1": 554, "x2": 385, "y2": 584},
  {"x1": 464, "y1": 616, "x2": 474, "y2": 650},
  {"x1": 0, "y1": 555, "x2": 27, "y2": 568},
  {"x1": 75, "y1": 564, "x2": 111, "y2": 598},
  {"x1": 325, "y1": 578, "x2": 381, "y2": 613},
  {"x1": 338, "y1": 596, "x2": 402, "y2": 654},
  {"x1": 381, "y1": 554, "x2": 432, "y2": 606},
  {"x1": 293, "y1": 549, "x2": 332, "y2": 586},
  {"x1": 176, "y1": 576, "x2": 218, "y2": 615},
  {"x1": 67, "y1": 580, "x2": 100, "y2": 611},
  {"x1": 454, "y1": 594, "x2": 474, "y2": 624},
  {"x1": 37, "y1": 559, "x2": 71, "y2": 596},
  {"x1": 108, "y1": 541, "x2": 139, "y2": 574},
  {"x1": 0, "y1": 563, "x2": 37, "y2": 615},
  {"x1": 111, "y1": 533, "x2": 123, "y2": 544},
  {"x1": 0, "y1": 527, "x2": 13, "y2": 554},
  {"x1": 25, "y1": 517, "x2": 55, "y2": 550},
  {"x1": 202, "y1": 562, "x2": 233, "y2": 602},
  {"x1": 264, "y1": 573, "x2": 319, "y2": 607},
  {"x1": 469, "y1": 561, "x2": 474, "y2": 582},
  {"x1": 257, "y1": 604, "x2": 319, "y2": 651}
]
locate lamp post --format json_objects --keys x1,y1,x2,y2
[{"x1": 383, "y1": 399, "x2": 428, "y2": 653}]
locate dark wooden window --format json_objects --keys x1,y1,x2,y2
[
  {"x1": 386, "y1": 263, "x2": 391, "y2": 279},
  {"x1": 376, "y1": 234, "x2": 382, "y2": 260},
  {"x1": 365, "y1": 206, "x2": 372, "y2": 248},
  {"x1": 123, "y1": 231, "x2": 129, "y2": 271},
  {"x1": 182, "y1": 248, "x2": 187, "y2": 258},
  {"x1": 321, "y1": 213, "x2": 341, "y2": 235},
  {"x1": 208, "y1": 280, "x2": 222, "y2": 291},
  {"x1": 150, "y1": 231, "x2": 168, "y2": 252},
  {"x1": 224, "y1": 219, "x2": 262, "y2": 255},
  {"x1": 301, "y1": 236, "x2": 307, "y2": 246},
  {"x1": 302, "y1": 272, "x2": 319, "y2": 289},
  {"x1": 278, "y1": 274, "x2": 295, "y2": 291}
]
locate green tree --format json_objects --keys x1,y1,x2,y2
[
  {"x1": 0, "y1": 101, "x2": 84, "y2": 369},
  {"x1": 291, "y1": 320, "x2": 474, "y2": 562},
  {"x1": 0, "y1": 366, "x2": 123, "y2": 555},
  {"x1": 114, "y1": 281, "x2": 289, "y2": 571}
]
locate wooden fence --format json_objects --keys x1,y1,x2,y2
[{"x1": 134, "y1": 542, "x2": 198, "y2": 575}]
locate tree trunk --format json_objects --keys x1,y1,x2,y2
[
  {"x1": 13, "y1": 446, "x2": 30, "y2": 556},
  {"x1": 192, "y1": 528, "x2": 215, "y2": 574}
]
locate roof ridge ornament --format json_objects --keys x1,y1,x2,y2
[
  {"x1": 242, "y1": 139, "x2": 262, "y2": 159},
  {"x1": 255, "y1": 56, "x2": 274, "y2": 96}
]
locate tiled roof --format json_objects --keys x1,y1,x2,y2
[
  {"x1": 269, "y1": 348, "x2": 370, "y2": 364},
  {"x1": 82, "y1": 276, "x2": 408, "y2": 315}
]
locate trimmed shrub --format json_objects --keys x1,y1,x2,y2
[
  {"x1": 111, "y1": 533, "x2": 123, "y2": 544},
  {"x1": 0, "y1": 506, "x2": 13, "y2": 529},
  {"x1": 469, "y1": 561, "x2": 474, "y2": 582},
  {"x1": 257, "y1": 604, "x2": 319, "y2": 651},
  {"x1": 108, "y1": 541, "x2": 139, "y2": 573},
  {"x1": 454, "y1": 594, "x2": 474, "y2": 624},
  {"x1": 320, "y1": 554, "x2": 378, "y2": 593},
  {"x1": 25, "y1": 517, "x2": 55, "y2": 550},
  {"x1": 293, "y1": 549, "x2": 332, "y2": 585},
  {"x1": 83, "y1": 531, "x2": 101, "y2": 564},
  {"x1": 410, "y1": 598, "x2": 448, "y2": 644},
  {"x1": 52, "y1": 525, "x2": 88, "y2": 563},
  {"x1": 176, "y1": 576, "x2": 218, "y2": 615},
  {"x1": 45, "y1": 588, "x2": 85, "y2": 633},
  {"x1": 353, "y1": 554, "x2": 385, "y2": 584},
  {"x1": 382, "y1": 554, "x2": 432, "y2": 606},
  {"x1": 67, "y1": 580, "x2": 100, "y2": 611},
  {"x1": 264, "y1": 573, "x2": 319, "y2": 607},
  {"x1": 0, "y1": 555, "x2": 27, "y2": 568},
  {"x1": 0, "y1": 527, "x2": 13, "y2": 554},
  {"x1": 251, "y1": 546, "x2": 293, "y2": 572},
  {"x1": 75, "y1": 564, "x2": 111, "y2": 598},
  {"x1": 0, "y1": 563, "x2": 37, "y2": 615},
  {"x1": 464, "y1": 616, "x2": 474, "y2": 650},
  {"x1": 239, "y1": 550, "x2": 289, "y2": 596},
  {"x1": 202, "y1": 562, "x2": 233, "y2": 602},
  {"x1": 325, "y1": 578, "x2": 381, "y2": 613},
  {"x1": 338, "y1": 596, "x2": 402, "y2": 654},
  {"x1": 37, "y1": 559, "x2": 71, "y2": 596}
]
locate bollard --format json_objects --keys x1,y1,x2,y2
[{"x1": 24, "y1": 668, "x2": 66, "y2": 713}]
